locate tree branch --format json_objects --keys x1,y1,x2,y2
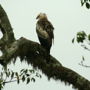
[
  {"x1": 0, "y1": 4, "x2": 90, "y2": 90},
  {"x1": 0, "y1": 4, "x2": 15, "y2": 54}
]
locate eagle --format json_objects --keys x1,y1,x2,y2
[{"x1": 36, "y1": 13, "x2": 54, "y2": 55}]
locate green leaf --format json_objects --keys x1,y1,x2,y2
[
  {"x1": 76, "y1": 31, "x2": 86, "y2": 43},
  {"x1": 15, "y1": 72, "x2": 19, "y2": 84},
  {"x1": 31, "y1": 78, "x2": 35, "y2": 82},
  {"x1": 39, "y1": 74, "x2": 42, "y2": 78},
  {"x1": 36, "y1": 73, "x2": 40, "y2": 77},
  {"x1": 26, "y1": 78, "x2": 30, "y2": 84},
  {"x1": 82, "y1": 56, "x2": 85, "y2": 61},
  {"x1": 15, "y1": 72, "x2": 18, "y2": 77},
  {"x1": 72, "y1": 38, "x2": 75, "y2": 43},
  {"x1": 11, "y1": 72, "x2": 14, "y2": 79},
  {"x1": 24, "y1": 69, "x2": 28, "y2": 74},
  {"x1": 86, "y1": 2, "x2": 90, "y2": 9},
  {"x1": 2, "y1": 82, "x2": 5, "y2": 86},
  {"x1": 29, "y1": 70, "x2": 35, "y2": 73},
  {"x1": 1, "y1": 72, "x2": 3, "y2": 79},
  {"x1": 88, "y1": 34, "x2": 90, "y2": 40},
  {"x1": 84, "y1": 0, "x2": 88, "y2": 2},
  {"x1": 20, "y1": 69, "x2": 24, "y2": 73},
  {"x1": 22, "y1": 75, "x2": 25, "y2": 82},
  {"x1": 0, "y1": 83, "x2": 3, "y2": 90},
  {"x1": 81, "y1": 0, "x2": 84, "y2": 6},
  {"x1": 17, "y1": 77, "x2": 20, "y2": 84},
  {"x1": 5, "y1": 71, "x2": 10, "y2": 77},
  {"x1": 26, "y1": 74, "x2": 30, "y2": 77}
]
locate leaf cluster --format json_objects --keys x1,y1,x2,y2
[
  {"x1": 72, "y1": 31, "x2": 90, "y2": 43},
  {"x1": 72, "y1": 31, "x2": 90, "y2": 68},
  {"x1": 0, "y1": 68, "x2": 41, "y2": 90},
  {"x1": 81, "y1": 0, "x2": 90, "y2": 9}
]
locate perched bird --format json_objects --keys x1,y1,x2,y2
[{"x1": 36, "y1": 13, "x2": 54, "y2": 58}]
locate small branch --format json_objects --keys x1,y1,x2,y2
[
  {"x1": 81, "y1": 44, "x2": 90, "y2": 51},
  {"x1": 3, "y1": 79, "x2": 19, "y2": 84},
  {"x1": 79, "y1": 62, "x2": 90, "y2": 68}
]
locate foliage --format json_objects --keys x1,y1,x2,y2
[
  {"x1": 72, "y1": 31, "x2": 90, "y2": 67},
  {"x1": 0, "y1": 67, "x2": 41, "y2": 90},
  {"x1": 81, "y1": 0, "x2": 90, "y2": 9},
  {"x1": 72, "y1": 31, "x2": 90, "y2": 49},
  {"x1": 72, "y1": 31, "x2": 89, "y2": 43}
]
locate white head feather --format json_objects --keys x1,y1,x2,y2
[{"x1": 36, "y1": 13, "x2": 47, "y2": 20}]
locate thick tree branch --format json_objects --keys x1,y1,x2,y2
[
  {"x1": 0, "y1": 4, "x2": 15, "y2": 54},
  {"x1": 0, "y1": 37, "x2": 90, "y2": 90},
  {"x1": 0, "y1": 4, "x2": 90, "y2": 90}
]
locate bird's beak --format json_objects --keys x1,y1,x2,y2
[{"x1": 36, "y1": 15, "x2": 39, "y2": 19}]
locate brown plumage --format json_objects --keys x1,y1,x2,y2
[{"x1": 36, "y1": 13, "x2": 54, "y2": 54}]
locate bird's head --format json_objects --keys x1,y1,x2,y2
[{"x1": 36, "y1": 13, "x2": 47, "y2": 20}]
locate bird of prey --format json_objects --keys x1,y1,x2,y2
[{"x1": 36, "y1": 13, "x2": 54, "y2": 55}]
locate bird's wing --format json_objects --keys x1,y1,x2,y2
[
  {"x1": 44, "y1": 20, "x2": 54, "y2": 40},
  {"x1": 45, "y1": 21, "x2": 54, "y2": 44}
]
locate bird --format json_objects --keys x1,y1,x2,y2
[{"x1": 36, "y1": 13, "x2": 54, "y2": 62}]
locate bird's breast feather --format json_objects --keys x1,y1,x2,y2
[{"x1": 36, "y1": 24, "x2": 49, "y2": 39}]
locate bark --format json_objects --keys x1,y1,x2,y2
[{"x1": 0, "y1": 5, "x2": 90, "y2": 90}]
